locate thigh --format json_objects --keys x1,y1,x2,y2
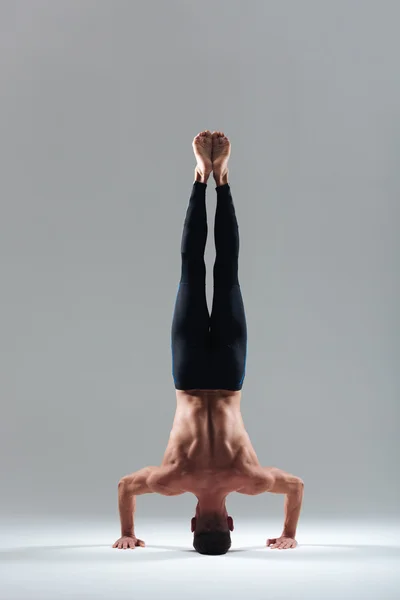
[
  {"x1": 209, "y1": 284, "x2": 247, "y2": 348},
  {"x1": 172, "y1": 343, "x2": 212, "y2": 390},
  {"x1": 210, "y1": 343, "x2": 247, "y2": 391},
  {"x1": 171, "y1": 281, "x2": 211, "y2": 389},
  {"x1": 171, "y1": 281, "x2": 210, "y2": 349},
  {"x1": 209, "y1": 284, "x2": 247, "y2": 390}
]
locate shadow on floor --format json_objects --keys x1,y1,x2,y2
[{"x1": 1, "y1": 543, "x2": 400, "y2": 563}]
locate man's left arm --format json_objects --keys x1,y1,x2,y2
[{"x1": 263, "y1": 467, "x2": 304, "y2": 549}]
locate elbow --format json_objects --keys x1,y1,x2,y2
[
  {"x1": 118, "y1": 478, "x2": 127, "y2": 490},
  {"x1": 286, "y1": 479, "x2": 304, "y2": 496},
  {"x1": 118, "y1": 477, "x2": 136, "y2": 496}
]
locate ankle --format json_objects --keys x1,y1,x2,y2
[
  {"x1": 194, "y1": 166, "x2": 211, "y2": 184},
  {"x1": 213, "y1": 169, "x2": 229, "y2": 187}
]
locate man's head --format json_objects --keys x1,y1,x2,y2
[{"x1": 191, "y1": 500, "x2": 234, "y2": 555}]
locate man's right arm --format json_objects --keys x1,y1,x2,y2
[{"x1": 117, "y1": 466, "x2": 158, "y2": 537}]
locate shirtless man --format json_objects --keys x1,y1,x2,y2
[{"x1": 113, "y1": 131, "x2": 305, "y2": 555}]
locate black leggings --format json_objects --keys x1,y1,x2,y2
[{"x1": 171, "y1": 181, "x2": 247, "y2": 391}]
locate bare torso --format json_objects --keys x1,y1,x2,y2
[
  {"x1": 116, "y1": 388, "x2": 304, "y2": 547},
  {"x1": 154, "y1": 389, "x2": 264, "y2": 496}
]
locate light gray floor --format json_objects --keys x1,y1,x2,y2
[{"x1": 1, "y1": 518, "x2": 399, "y2": 600}]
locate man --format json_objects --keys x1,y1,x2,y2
[{"x1": 113, "y1": 131, "x2": 304, "y2": 555}]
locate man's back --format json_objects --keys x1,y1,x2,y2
[{"x1": 159, "y1": 389, "x2": 262, "y2": 495}]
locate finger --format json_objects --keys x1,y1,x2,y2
[
  {"x1": 128, "y1": 540, "x2": 135, "y2": 549},
  {"x1": 137, "y1": 540, "x2": 145, "y2": 547},
  {"x1": 267, "y1": 539, "x2": 276, "y2": 546},
  {"x1": 112, "y1": 542, "x2": 117, "y2": 548},
  {"x1": 122, "y1": 541, "x2": 128, "y2": 549}
]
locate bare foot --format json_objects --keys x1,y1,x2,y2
[
  {"x1": 192, "y1": 130, "x2": 213, "y2": 181},
  {"x1": 212, "y1": 131, "x2": 231, "y2": 183}
]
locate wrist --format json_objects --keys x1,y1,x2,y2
[
  {"x1": 282, "y1": 530, "x2": 296, "y2": 538},
  {"x1": 122, "y1": 529, "x2": 134, "y2": 537}
]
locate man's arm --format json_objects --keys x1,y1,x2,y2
[
  {"x1": 117, "y1": 465, "x2": 184, "y2": 538},
  {"x1": 263, "y1": 467, "x2": 304, "y2": 539},
  {"x1": 117, "y1": 466, "x2": 158, "y2": 537}
]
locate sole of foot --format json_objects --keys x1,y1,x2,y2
[
  {"x1": 212, "y1": 131, "x2": 230, "y2": 183},
  {"x1": 192, "y1": 130, "x2": 213, "y2": 179}
]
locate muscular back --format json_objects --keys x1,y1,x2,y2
[
  {"x1": 158, "y1": 389, "x2": 261, "y2": 493},
  {"x1": 119, "y1": 389, "x2": 303, "y2": 500}
]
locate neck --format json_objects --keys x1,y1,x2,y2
[{"x1": 196, "y1": 493, "x2": 227, "y2": 516}]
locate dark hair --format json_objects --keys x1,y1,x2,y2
[{"x1": 193, "y1": 531, "x2": 232, "y2": 555}]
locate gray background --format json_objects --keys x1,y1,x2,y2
[{"x1": 0, "y1": 0, "x2": 399, "y2": 522}]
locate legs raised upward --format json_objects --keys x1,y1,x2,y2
[{"x1": 171, "y1": 131, "x2": 247, "y2": 391}]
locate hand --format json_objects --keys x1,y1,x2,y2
[
  {"x1": 113, "y1": 535, "x2": 146, "y2": 550},
  {"x1": 266, "y1": 536, "x2": 297, "y2": 549}
]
